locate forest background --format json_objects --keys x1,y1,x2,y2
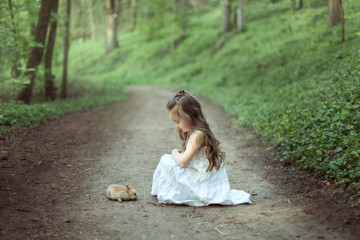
[{"x1": 0, "y1": 0, "x2": 359, "y2": 201}]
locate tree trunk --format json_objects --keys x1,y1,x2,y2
[
  {"x1": 61, "y1": 0, "x2": 71, "y2": 99},
  {"x1": 44, "y1": 0, "x2": 59, "y2": 101},
  {"x1": 129, "y1": 0, "x2": 137, "y2": 31},
  {"x1": 202, "y1": 0, "x2": 208, "y2": 6},
  {"x1": 299, "y1": 0, "x2": 303, "y2": 9},
  {"x1": 30, "y1": 23, "x2": 36, "y2": 37},
  {"x1": 88, "y1": 0, "x2": 97, "y2": 41},
  {"x1": 337, "y1": 0, "x2": 345, "y2": 42},
  {"x1": 7, "y1": 0, "x2": 21, "y2": 78},
  {"x1": 328, "y1": 0, "x2": 340, "y2": 27},
  {"x1": 182, "y1": 0, "x2": 190, "y2": 33},
  {"x1": 105, "y1": 0, "x2": 120, "y2": 53},
  {"x1": 17, "y1": 0, "x2": 54, "y2": 104},
  {"x1": 222, "y1": 0, "x2": 231, "y2": 33},
  {"x1": 80, "y1": 0, "x2": 96, "y2": 41},
  {"x1": 236, "y1": 0, "x2": 244, "y2": 32},
  {"x1": 171, "y1": 0, "x2": 176, "y2": 55},
  {"x1": 291, "y1": 0, "x2": 296, "y2": 13}
]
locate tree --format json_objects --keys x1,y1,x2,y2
[
  {"x1": 189, "y1": 0, "x2": 208, "y2": 8},
  {"x1": 337, "y1": 0, "x2": 345, "y2": 42},
  {"x1": 88, "y1": 0, "x2": 97, "y2": 41},
  {"x1": 181, "y1": 0, "x2": 190, "y2": 33},
  {"x1": 236, "y1": 0, "x2": 244, "y2": 32},
  {"x1": 291, "y1": 0, "x2": 296, "y2": 13},
  {"x1": 290, "y1": 0, "x2": 303, "y2": 13},
  {"x1": 328, "y1": 0, "x2": 345, "y2": 42},
  {"x1": 105, "y1": 0, "x2": 120, "y2": 53},
  {"x1": 61, "y1": 0, "x2": 71, "y2": 99},
  {"x1": 129, "y1": 0, "x2": 137, "y2": 31},
  {"x1": 171, "y1": 0, "x2": 177, "y2": 54},
  {"x1": 299, "y1": 0, "x2": 303, "y2": 9},
  {"x1": 77, "y1": 0, "x2": 95, "y2": 40},
  {"x1": 328, "y1": 0, "x2": 340, "y2": 27},
  {"x1": 17, "y1": 0, "x2": 55, "y2": 104},
  {"x1": 222, "y1": 0, "x2": 231, "y2": 33},
  {"x1": 170, "y1": 0, "x2": 190, "y2": 55},
  {"x1": 7, "y1": 0, "x2": 21, "y2": 78},
  {"x1": 44, "y1": 0, "x2": 59, "y2": 101}
]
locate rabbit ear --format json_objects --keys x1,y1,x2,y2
[{"x1": 126, "y1": 184, "x2": 132, "y2": 190}]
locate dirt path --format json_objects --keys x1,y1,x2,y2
[{"x1": 0, "y1": 86, "x2": 358, "y2": 239}]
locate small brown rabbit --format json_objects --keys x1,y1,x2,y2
[{"x1": 107, "y1": 184, "x2": 138, "y2": 202}]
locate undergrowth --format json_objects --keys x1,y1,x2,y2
[{"x1": 0, "y1": 91, "x2": 129, "y2": 135}]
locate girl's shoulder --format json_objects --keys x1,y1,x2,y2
[
  {"x1": 190, "y1": 130, "x2": 204, "y2": 145},
  {"x1": 192, "y1": 130, "x2": 204, "y2": 136}
]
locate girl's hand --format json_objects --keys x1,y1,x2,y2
[
  {"x1": 171, "y1": 149, "x2": 183, "y2": 155},
  {"x1": 171, "y1": 131, "x2": 204, "y2": 168}
]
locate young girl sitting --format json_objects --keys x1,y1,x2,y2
[{"x1": 151, "y1": 90, "x2": 252, "y2": 207}]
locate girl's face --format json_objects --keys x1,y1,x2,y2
[{"x1": 169, "y1": 108, "x2": 194, "y2": 133}]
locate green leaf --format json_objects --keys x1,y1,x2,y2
[{"x1": 335, "y1": 147, "x2": 343, "y2": 153}]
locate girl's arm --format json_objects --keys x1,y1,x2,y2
[{"x1": 171, "y1": 131, "x2": 204, "y2": 168}]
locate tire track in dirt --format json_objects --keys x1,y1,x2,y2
[{"x1": 0, "y1": 86, "x2": 358, "y2": 239}]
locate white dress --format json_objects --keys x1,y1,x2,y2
[{"x1": 151, "y1": 132, "x2": 252, "y2": 207}]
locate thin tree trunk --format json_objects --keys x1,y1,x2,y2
[
  {"x1": 17, "y1": 0, "x2": 54, "y2": 104},
  {"x1": 236, "y1": 0, "x2": 244, "y2": 32},
  {"x1": 7, "y1": 0, "x2": 21, "y2": 78},
  {"x1": 299, "y1": 0, "x2": 303, "y2": 9},
  {"x1": 129, "y1": 0, "x2": 137, "y2": 31},
  {"x1": 30, "y1": 23, "x2": 36, "y2": 37},
  {"x1": 88, "y1": 0, "x2": 97, "y2": 41},
  {"x1": 222, "y1": 0, "x2": 231, "y2": 33},
  {"x1": 337, "y1": 0, "x2": 344, "y2": 42},
  {"x1": 44, "y1": 0, "x2": 59, "y2": 101},
  {"x1": 171, "y1": 0, "x2": 176, "y2": 55},
  {"x1": 79, "y1": 0, "x2": 95, "y2": 41},
  {"x1": 105, "y1": 0, "x2": 120, "y2": 53},
  {"x1": 182, "y1": 0, "x2": 189, "y2": 33},
  {"x1": 328, "y1": 0, "x2": 340, "y2": 27},
  {"x1": 291, "y1": 0, "x2": 296, "y2": 13},
  {"x1": 61, "y1": 0, "x2": 71, "y2": 99}
]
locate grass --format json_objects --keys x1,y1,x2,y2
[{"x1": 0, "y1": 91, "x2": 129, "y2": 135}]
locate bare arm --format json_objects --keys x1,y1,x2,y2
[{"x1": 171, "y1": 131, "x2": 204, "y2": 168}]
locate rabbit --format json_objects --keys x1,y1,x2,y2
[{"x1": 106, "y1": 184, "x2": 138, "y2": 202}]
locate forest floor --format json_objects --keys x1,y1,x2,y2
[{"x1": 0, "y1": 86, "x2": 359, "y2": 240}]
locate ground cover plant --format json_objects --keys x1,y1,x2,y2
[
  {"x1": 0, "y1": 91, "x2": 128, "y2": 135},
  {"x1": 190, "y1": 2, "x2": 360, "y2": 194}
]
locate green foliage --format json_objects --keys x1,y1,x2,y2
[
  {"x1": 230, "y1": 52, "x2": 360, "y2": 190},
  {"x1": 201, "y1": 1, "x2": 360, "y2": 192},
  {"x1": 0, "y1": 0, "x2": 40, "y2": 100},
  {"x1": 205, "y1": 1, "x2": 360, "y2": 192},
  {"x1": 0, "y1": 91, "x2": 129, "y2": 135},
  {"x1": 142, "y1": 0, "x2": 172, "y2": 40}
]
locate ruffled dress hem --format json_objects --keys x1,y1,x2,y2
[{"x1": 151, "y1": 154, "x2": 251, "y2": 207}]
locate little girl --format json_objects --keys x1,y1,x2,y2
[{"x1": 151, "y1": 90, "x2": 251, "y2": 206}]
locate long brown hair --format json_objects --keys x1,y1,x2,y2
[{"x1": 166, "y1": 90, "x2": 225, "y2": 171}]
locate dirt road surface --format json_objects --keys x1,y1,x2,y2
[{"x1": 0, "y1": 86, "x2": 359, "y2": 240}]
